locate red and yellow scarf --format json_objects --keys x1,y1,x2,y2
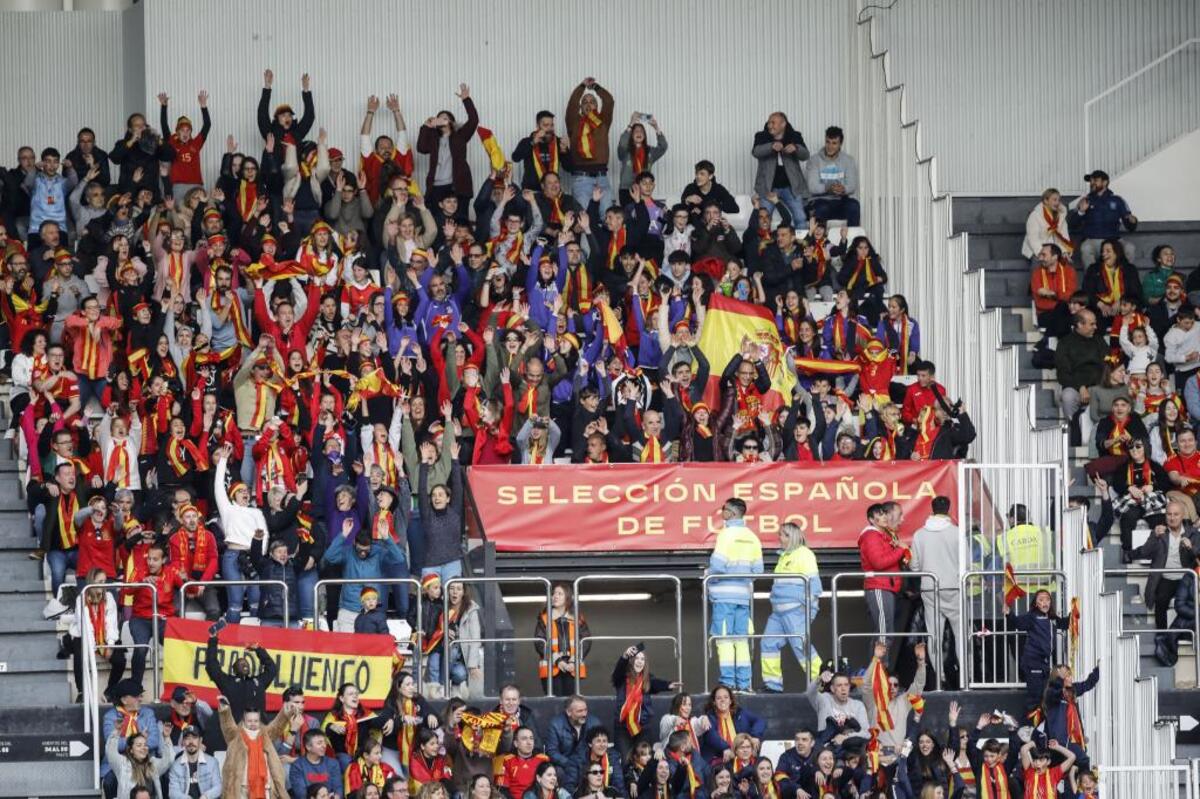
[
  {"x1": 846, "y1": 256, "x2": 881, "y2": 291},
  {"x1": 1098, "y1": 263, "x2": 1124, "y2": 305},
  {"x1": 236, "y1": 181, "x2": 258, "y2": 223},
  {"x1": 106, "y1": 441, "x2": 133, "y2": 487},
  {"x1": 606, "y1": 227, "x2": 626, "y2": 270},
  {"x1": 58, "y1": 493, "x2": 80, "y2": 549},
  {"x1": 532, "y1": 139, "x2": 559, "y2": 180},
  {"x1": 242, "y1": 729, "x2": 269, "y2": 799},
  {"x1": 979, "y1": 763, "x2": 1010, "y2": 799},
  {"x1": 577, "y1": 111, "x2": 604, "y2": 160},
  {"x1": 640, "y1": 436, "x2": 664, "y2": 464},
  {"x1": 619, "y1": 674, "x2": 646, "y2": 736},
  {"x1": 870, "y1": 657, "x2": 894, "y2": 731}
]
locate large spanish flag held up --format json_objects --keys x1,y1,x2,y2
[{"x1": 699, "y1": 293, "x2": 795, "y2": 412}]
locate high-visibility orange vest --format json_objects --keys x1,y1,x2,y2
[{"x1": 537, "y1": 612, "x2": 588, "y2": 679}]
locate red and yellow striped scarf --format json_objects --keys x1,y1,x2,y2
[
  {"x1": 577, "y1": 110, "x2": 604, "y2": 160},
  {"x1": 79, "y1": 322, "x2": 103, "y2": 379},
  {"x1": 619, "y1": 674, "x2": 645, "y2": 736},
  {"x1": 106, "y1": 439, "x2": 133, "y2": 486},
  {"x1": 715, "y1": 711, "x2": 736, "y2": 749},
  {"x1": 58, "y1": 493, "x2": 79, "y2": 548},
  {"x1": 235, "y1": 181, "x2": 257, "y2": 222},
  {"x1": 979, "y1": 762, "x2": 1010, "y2": 799},
  {"x1": 668, "y1": 750, "x2": 700, "y2": 799},
  {"x1": 398, "y1": 698, "x2": 416, "y2": 765},
  {"x1": 165, "y1": 437, "x2": 201, "y2": 477},
  {"x1": 1098, "y1": 263, "x2": 1123, "y2": 305},
  {"x1": 166, "y1": 251, "x2": 185, "y2": 293},
  {"x1": 373, "y1": 441, "x2": 399, "y2": 485},
  {"x1": 532, "y1": 139, "x2": 559, "y2": 181},
  {"x1": 640, "y1": 436, "x2": 663, "y2": 464},
  {"x1": 606, "y1": 227, "x2": 626, "y2": 270},
  {"x1": 1043, "y1": 204, "x2": 1074, "y2": 253},
  {"x1": 846, "y1": 256, "x2": 880, "y2": 291}
]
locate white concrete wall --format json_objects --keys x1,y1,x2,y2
[{"x1": 1113, "y1": 128, "x2": 1200, "y2": 221}]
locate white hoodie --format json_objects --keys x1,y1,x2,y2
[{"x1": 909, "y1": 514, "x2": 961, "y2": 595}]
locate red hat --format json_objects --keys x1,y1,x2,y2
[
  {"x1": 177, "y1": 502, "x2": 201, "y2": 519},
  {"x1": 392, "y1": 290, "x2": 411, "y2": 306},
  {"x1": 261, "y1": 233, "x2": 277, "y2": 247},
  {"x1": 132, "y1": 302, "x2": 152, "y2": 315},
  {"x1": 672, "y1": 319, "x2": 691, "y2": 333},
  {"x1": 202, "y1": 207, "x2": 222, "y2": 222},
  {"x1": 53, "y1": 248, "x2": 74, "y2": 263},
  {"x1": 360, "y1": 586, "x2": 379, "y2": 600},
  {"x1": 227, "y1": 481, "x2": 248, "y2": 500},
  {"x1": 421, "y1": 573, "x2": 441, "y2": 589},
  {"x1": 175, "y1": 116, "x2": 193, "y2": 130},
  {"x1": 207, "y1": 233, "x2": 227, "y2": 247},
  {"x1": 329, "y1": 148, "x2": 344, "y2": 161}
]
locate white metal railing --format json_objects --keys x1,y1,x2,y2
[
  {"x1": 1084, "y1": 38, "x2": 1200, "y2": 176},
  {"x1": 851, "y1": 3, "x2": 1063, "y2": 470},
  {"x1": 1099, "y1": 764, "x2": 1194, "y2": 799}
]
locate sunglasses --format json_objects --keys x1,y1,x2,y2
[{"x1": 589, "y1": 770, "x2": 604, "y2": 776}]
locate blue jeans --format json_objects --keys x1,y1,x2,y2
[
  {"x1": 296, "y1": 568, "x2": 319, "y2": 621},
  {"x1": 808, "y1": 196, "x2": 861, "y2": 226},
  {"x1": 128, "y1": 617, "x2": 161, "y2": 688},
  {"x1": 760, "y1": 187, "x2": 806, "y2": 226},
  {"x1": 381, "y1": 557, "x2": 411, "y2": 618},
  {"x1": 448, "y1": 647, "x2": 469, "y2": 686},
  {"x1": 421, "y1": 560, "x2": 463, "y2": 584},
  {"x1": 710, "y1": 602, "x2": 752, "y2": 689},
  {"x1": 570, "y1": 172, "x2": 613, "y2": 214},
  {"x1": 424, "y1": 651, "x2": 442, "y2": 686},
  {"x1": 46, "y1": 549, "x2": 77, "y2": 595},
  {"x1": 77, "y1": 377, "x2": 107, "y2": 415},
  {"x1": 221, "y1": 549, "x2": 260, "y2": 623}
]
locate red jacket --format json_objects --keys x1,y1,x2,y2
[
  {"x1": 254, "y1": 281, "x2": 322, "y2": 354},
  {"x1": 901, "y1": 380, "x2": 947, "y2": 425},
  {"x1": 858, "y1": 525, "x2": 907, "y2": 592},
  {"x1": 76, "y1": 517, "x2": 119, "y2": 579},
  {"x1": 122, "y1": 565, "x2": 184, "y2": 619}
]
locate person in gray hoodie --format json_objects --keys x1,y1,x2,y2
[
  {"x1": 804, "y1": 126, "x2": 860, "y2": 226},
  {"x1": 908, "y1": 495, "x2": 962, "y2": 680}
]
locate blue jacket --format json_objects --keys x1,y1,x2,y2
[
  {"x1": 1069, "y1": 189, "x2": 1134, "y2": 240},
  {"x1": 100, "y1": 706, "x2": 161, "y2": 777},
  {"x1": 1012, "y1": 608, "x2": 1069, "y2": 670},
  {"x1": 545, "y1": 712, "x2": 603, "y2": 792},
  {"x1": 699, "y1": 708, "x2": 766, "y2": 763},
  {"x1": 320, "y1": 531, "x2": 405, "y2": 612},
  {"x1": 288, "y1": 753, "x2": 343, "y2": 799},
  {"x1": 169, "y1": 752, "x2": 223, "y2": 799},
  {"x1": 1043, "y1": 665, "x2": 1100, "y2": 744},
  {"x1": 26, "y1": 169, "x2": 76, "y2": 229}
]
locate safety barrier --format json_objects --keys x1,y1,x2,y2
[
  {"x1": 829, "y1": 571, "x2": 941, "y2": 690},
  {"x1": 314, "y1": 577, "x2": 423, "y2": 678},
  {"x1": 573, "y1": 574, "x2": 683, "y2": 693},
  {"x1": 1099, "y1": 764, "x2": 1195, "y2": 798},
  {"x1": 79, "y1": 581, "x2": 159, "y2": 793},
  {"x1": 1104, "y1": 567, "x2": 1200, "y2": 685},
  {"x1": 179, "y1": 579, "x2": 291, "y2": 628},
  {"x1": 699, "y1": 573, "x2": 821, "y2": 691},
  {"x1": 441, "y1": 576, "x2": 552, "y2": 696},
  {"x1": 959, "y1": 569, "x2": 1066, "y2": 689}
]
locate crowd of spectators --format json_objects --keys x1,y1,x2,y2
[
  {"x1": 1028, "y1": 174, "x2": 1199, "y2": 666},
  {"x1": 0, "y1": 66, "x2": 1057, "y2": 799}
]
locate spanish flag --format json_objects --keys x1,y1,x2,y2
[
  {"x1": 477, "y1": 127, "x2": 507, "y2": 173},
  {"x1": 699, "y1": 294, "x2": 795, "y2": 411},
  {"x1": 596, "y1": 297, "x2": 631, "y2": 367},
  {"x1": 1003, "y1": 563, "x2": 1027, "y2": 607}
]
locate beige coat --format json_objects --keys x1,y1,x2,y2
[{"x1": 218, "y1": 702, "x2": 291, "y2": 798}]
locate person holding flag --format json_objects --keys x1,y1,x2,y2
[
  {"x1": 1005, "y1": 588, "x2": 1070, "y2": 712},
  {"x1": 861, "y1": 640, "x2": 927, "y2": 753},
  {"x1": 610, "y1": 643, "x2": 681, "y2": 758}
]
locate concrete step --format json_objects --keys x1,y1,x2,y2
[{"x1": 0, "y1": 759, "x2": 94, "y2": 798}]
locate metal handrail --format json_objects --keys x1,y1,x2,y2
[
  {"x1": 573, "y1": 574, "x2": 683, "y2": 694},
  {"x1": 179, "y1": 579, "x2": 290, "y2": 628},
  {"x1": 1083, "y1": 38, "x2": 1200, "y2": 169},
  {"x1": 80, "y1": 580, "x2": 158, "y2": 793},
  {"x1": 441, "y1": 576, "x2": 552, "y2": 696},
  {"x1": 960, "y1": 568, "x2": 1067, "y2": 689},
  {"x1": 314, "y1": 577, "x2": 422, "y2": 678},
  {"x1": 700, "y1": 572, "x2": 821, "y2": 691},
  {"x1": 829, "y1": 571, "x2": 940, "y2": 681},
  {"x1": 1105, "y1": 567, "x2": 1200, "y2": 685}
]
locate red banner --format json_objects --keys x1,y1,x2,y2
[
  {"x1": 468, "y1": 460, "x2": 958, "y2": 551},
  {"x1": 161, "y1": 618, "x2": 396, "y2": 711}
]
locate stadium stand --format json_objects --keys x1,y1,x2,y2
[{"x1": 0, "y1": 1, "x2": 1197, "y2": 798}]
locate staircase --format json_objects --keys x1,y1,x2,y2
[
  {"x1": 957, "y1": 196, "x2": 1200, "y2": 763},
  {"x1": 0, "y1": 418, "x2": 93, "y2": 797}
]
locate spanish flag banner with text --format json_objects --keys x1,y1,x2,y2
[
  {"x1": 699, "y1": 293, "x2": 795, "y2": 411},
  {"x1": 161, "y1": 618, "x2": 395, "y2": 711}
]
